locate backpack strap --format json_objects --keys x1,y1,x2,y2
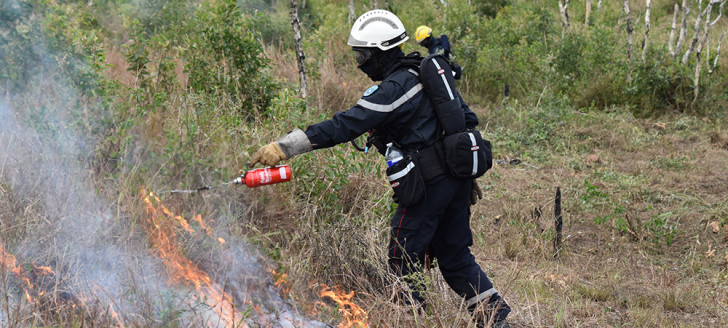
[{"x1": 419, "y1": 54, "x2": 465, "y2": 135}]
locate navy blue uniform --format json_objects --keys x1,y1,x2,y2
[
  {"x1": 303, "y1": 59, "x2": 500, "y2": 308},
  {"x1": 428, "y1": 35, "x2": 451, "y2": 59}
]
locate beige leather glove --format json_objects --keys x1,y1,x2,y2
[
  {"x1": 470, "y1": 180, "x2": 483, "y2": 205},
  {"x1": 249, "y1": 129, "x2": 313, "y2": 167},
  {"x1": 249, "y1": 142, "x2": 286, "y2": 167}
]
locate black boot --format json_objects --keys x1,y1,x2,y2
[{"x1": 467, "y1": 293, "x2": 511, "y2": 328}]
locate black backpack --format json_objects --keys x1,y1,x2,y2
[{"x1": 418, "y1": 53, "x2": 492, "y2": 179}]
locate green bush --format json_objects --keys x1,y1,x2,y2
[{"x1": 184, "y1": 0, "x2": 277, "y2": 114}]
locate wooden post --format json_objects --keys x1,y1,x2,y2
[
  {"x1": 290, "y1": 0, "x2": 308, "y2": 100},
  {"x1": 641, "y1": 0, "x2": 651, "y2": 62},
  {"x1": 554, "y1": 187, "x2": 563, "y2": 258}
]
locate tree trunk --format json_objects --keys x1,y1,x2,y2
[
  {"x1": 624, "y1": 0, "x2": 633, "y2": 81},
  {"x1": 624, "y1": 0, "x2": 633, "y2": 62},
  {"x1": 669, "y1": 4, "x2": 679, "y2": 57},
  {"x1": 641, "y1": 0, "x2": 651, "y2": 62},
  {"x1": 706, "y1": 1, "x2": 726, "y2": 68},
  {"x1": 290, "y1": 0, "x2": 308, "y2": 100},
  {"x1": 374, "y1": 0, "x2": 379, "y2": 8},
  {"x1": 558, "y1": 0, "x2": 571, "y2": 38},
  {"x1": 585, "y1": 0, "x2": 591, "y2": 26},
  {"x1": 349, "y1": 0, "x2": 356, "y2": 24},
  {"x1": 710, "y1": 31, "x2": 728, "y2": 74},
  {"x1": 676, "y1": 0, "x2": 691, "y2": 57},
  {"x1": 683, "y1": 1, "x2": 709, "y2": 66}
]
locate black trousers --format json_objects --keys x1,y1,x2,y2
[{"x1": 388, "y1": 176, "x2": 494, "y2": 302}]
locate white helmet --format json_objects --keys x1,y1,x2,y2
[{"x1": 348, "y1": 10, "x2": 408, "y2": 51}]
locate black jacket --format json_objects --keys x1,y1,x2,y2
[{"x1": 304, "y1": 55, "x2": 477, "y2": 155}]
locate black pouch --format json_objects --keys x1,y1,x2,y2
[
  {"x1": 386, "y1": 155, "x2": 426, "y2": 206},
  {"x1": 439, "y1": 130, "x2": 492, "y2": 179}
]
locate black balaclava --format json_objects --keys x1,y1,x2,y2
[
  {"x1": 420, "y1": 36, "x2": 432, "y2": 49},
  {"x1": 358, "y1": 47, "x2": 405, "y2": 82}
]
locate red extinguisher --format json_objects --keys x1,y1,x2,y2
[{"x1": 233, "y1": 165, "x2": 292, "y2": 188}]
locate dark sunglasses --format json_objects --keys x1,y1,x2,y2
[{"x1": 353, "y1": 47, "x2": 376, "y2": 65}]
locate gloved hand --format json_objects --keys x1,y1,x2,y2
[
  {"x1": 470, "y1": 180, "x2": 483, "y2": 205},
  {"x1": 249, "y1": 142, "x2": 286, "y2": 167}
]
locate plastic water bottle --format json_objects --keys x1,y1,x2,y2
[{"x1": 384, "y1": 143, "x2": 403, "y2": 167}]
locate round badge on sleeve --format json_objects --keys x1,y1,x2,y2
[{"x1": 363, "y1": 85, "x2": 379, "y2": 97}]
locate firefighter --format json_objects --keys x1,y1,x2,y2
[
  {"x1": 414, "y1": 25, "x2": 451, "y2": 58},
  {"x1": 249, "y1": 10, "x2": 510, "y2": 328},
  {"x1": 414, "y1": 25, "x2": 462, "y2": 79}
]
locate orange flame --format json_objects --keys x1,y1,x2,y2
[
  {"x1": 0, "y1": 241, "x2": 54, "y2": 305},
  {"x1": 319, "y1": 285, "x2": 368, "y2": 328},
  {"x1": 141, "y1": 189, "x2": 247, "y2": 328},
  {"x1": 270, "y1": 270, "x2": 291, "y2": 296}
]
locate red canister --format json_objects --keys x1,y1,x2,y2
[{"x1": 242, "y1": 165, "x2": 292, "y2": 188}]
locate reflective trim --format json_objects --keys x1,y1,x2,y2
[
  {"x1": 469, "y1": 132, "x2": 478, "y2": 176},
  {"x1": 387, "y1": 161, "x2": 415, "y2": 181},
  {"x1": 431, "y1": 58, "x2": 454, "y2": 100},
  {"x1": 466, "y1": 288, "x2": 497, "y2": 308},
  {"x1": 407, "y1": 68, "x2": 419, "y2": 76},
  {"x1": 357, "y1": 83, "x2": 423, "y2": 112}
]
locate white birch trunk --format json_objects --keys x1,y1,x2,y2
[
  {"x1": 676, "y1": 0, "x2": 691, "y2": 58},
  {"x1": 558, "y1": 0, "x2": 571, "y2": 37},
  {"x1": 598, "y1": 0, "x2": 602, "y2": 10},
  {"x1": 290, "y1": 0, "x2": 307, "y2": 99},
  {"x1": 683, "y1": 1, "x2": 709, "y2": 65},
  {"x1": 710, "y1": 31, "x2": 728, "y2": 74},
  {"x1": 669, "y1": 4, "x2": 679, "y2": 58},
  {"x1": 349, "y1": 0, "x2": 356, "y2": 25},
  {"x1": 624, "y1": 0, "x2": 634, "y2": 63},
  {"x1": 641, "y1": 0, "x2": 651, "y2": 62},
  {"x1": 374, "y1": 0, "x2": 378, "y2": 8},
  {"x1": 707, "y1": 1, "x2": 727, "y2": 66},
  {"x1": 693, "y1": 1, "x2": 721, "y2": 99}
]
